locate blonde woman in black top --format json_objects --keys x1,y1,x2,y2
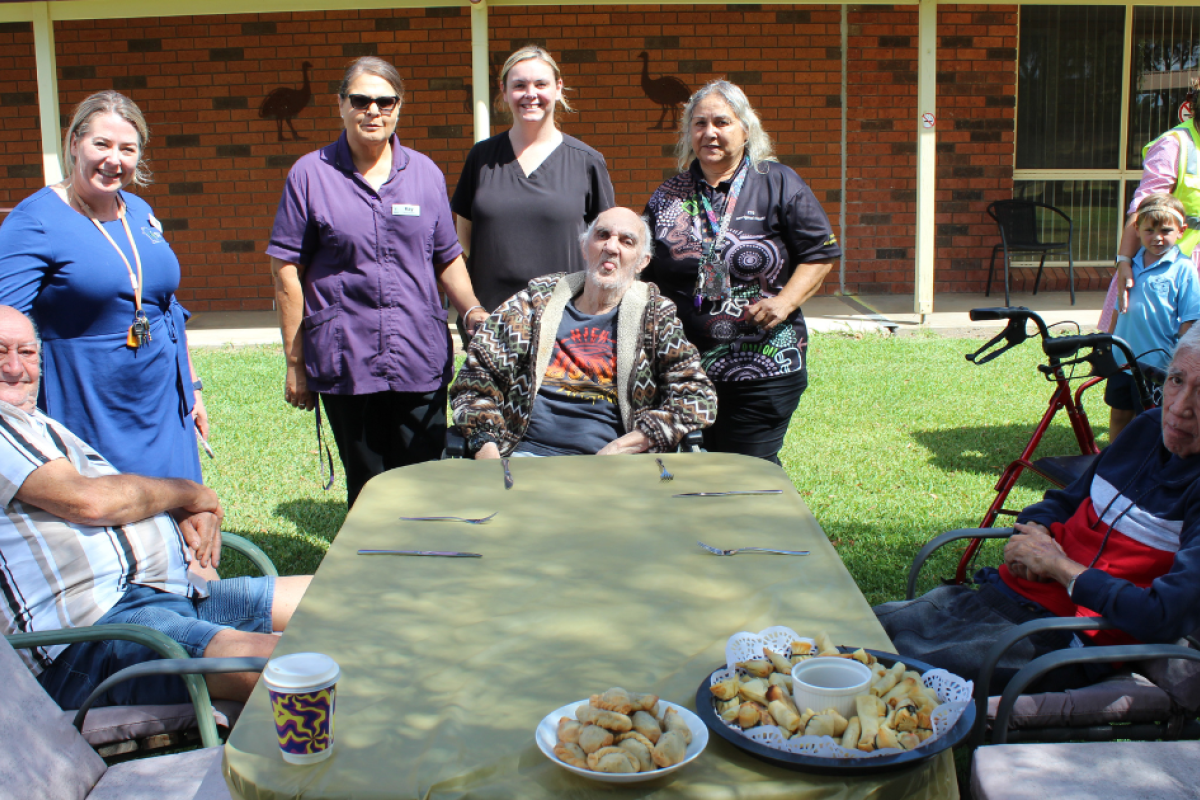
[{"x1": 452, "y1": 46, "x2": 614, "y2": 325}]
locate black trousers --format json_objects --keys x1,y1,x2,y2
[
  {"x1": 320, "y1": 387, "x2": 448, "y2": 508},
  {"x1": 703, "y1": 370, "x2": 808, "y2": 465}
]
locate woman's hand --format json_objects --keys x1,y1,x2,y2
[
  {"x1": 747, "y1": 261, "x2": 834, "y2": 332},
  {"x1": 191, "y1": 393, "x2": 210, "y2": 439},
  {"x1": 285, "y1": 362, "x2": 317, "y2": 411},
  {"x1": 1117, "y1": 261, "x2": 1135, "y2": 314},
  {"x1": 746, "y1": 296, "x2": 798, "y2": 332}
]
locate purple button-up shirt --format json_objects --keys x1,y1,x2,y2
[{"x1": 267, "y1": 133, "x2": 463, "y2": 395}]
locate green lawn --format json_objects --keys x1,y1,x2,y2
[{"x1": 195, "y1": 332, "x2": 1099, "y2": 603}]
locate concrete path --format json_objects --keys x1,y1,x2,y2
[{"x1": 185, "y1": 289, "x2": 1107, "y2": 348}]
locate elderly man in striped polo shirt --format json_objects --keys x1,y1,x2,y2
[{"x1": 0, "y1": 305, "x2": 310, "y2": 710}]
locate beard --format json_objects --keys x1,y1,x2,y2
[{"x1": 585, "y1": 259, "x2": 635, "y2": 296}]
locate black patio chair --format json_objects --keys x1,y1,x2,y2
[
  {"x1": 905, "y1": 528, "x2": 1200, "y2": 754},
  {"x1": 986, "y1": 200, "x2": 1076, "y2": 307}
]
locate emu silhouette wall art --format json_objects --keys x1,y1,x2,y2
[
  {"x1": 637, "y1": 52, "x2": 691, "y2": 130},
  {"x1": 261, "y1": 61, "x2": 313, "y2": 142}
]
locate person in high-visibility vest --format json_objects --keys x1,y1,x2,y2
[{"x1": 1100, "y1": 77, "x2": 1200, "y2": 333}]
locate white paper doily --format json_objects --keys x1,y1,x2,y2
[{"x1": 710, "y1": 626, "x2": 974, "y2": 760}]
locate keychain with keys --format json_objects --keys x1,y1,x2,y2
[{"x1": 127, "y1": 311, "x2": 151, "y2": 349}]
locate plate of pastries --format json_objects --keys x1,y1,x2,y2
[{"x1": 535, "y1": 687, "x2": 708, "y2": 783}]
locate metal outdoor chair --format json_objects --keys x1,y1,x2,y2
[
  {"x1": 986, "y1": 200, "x2": 1076, "y2": 307},
  {"x1": 0, "y1": 631, "x2": 266, "y2": 800},
  {"x1": 4, "y1": 531, "x2": 278, "y2": 757},
  {"x1": 906, "y1": 528, "x2": 1200, "y2": 754}
]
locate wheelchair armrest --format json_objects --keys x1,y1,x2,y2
[
  {"x1": 970, "y1": 616, "x2": 1117, "y2": 750},
  {"x1": 905, "y1": 528, "x2": 1015, "y2": 601},
  {"x1": 221, "y1": 532, "x2": 279, "y2": 577},
  {"x1": 679, "y1": 430, "x2": 705, "y2": 453},
  {"x1": 7, "y1": 624, "x2": 221, "y2": 747},
  {"x1": 73, "y1": 656, "x2": 269, "y2": 745},
  {"x1": 992, "y1": 643, "x2": 1200, "y2": 744},
  {"x1": 444, "y1": 426, "x2": 467, "y2": 459}
]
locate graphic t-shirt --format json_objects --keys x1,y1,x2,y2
[
  {"x1": 518, "y1": 301, "x2": 622, "y2": 456},
  {"x1": 643, "y1": 160, "x2": 841, "y2": 382}
]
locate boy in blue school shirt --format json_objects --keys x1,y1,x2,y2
[{"x1": 1107, "y1": 193, "x2": 1200, "y2": 441}]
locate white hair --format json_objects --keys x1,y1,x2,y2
[
  {"x1": 1172, "y1": 324, "x2": 1200, "y2": 364},
  {"x1": 674, "y1": 79, "x2": 777, "y2": 173}
]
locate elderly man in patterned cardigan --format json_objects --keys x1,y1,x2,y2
[{"x1": 451, "y1": 207, "x2": 717, "y2": 459}]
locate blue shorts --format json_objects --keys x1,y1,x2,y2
[
  {"x1": 37, "y1": 576, "x2": 275, "y2": 710},
  {"x1": 1105, "y1": 370, "x2": 1163, "y2": 412}
]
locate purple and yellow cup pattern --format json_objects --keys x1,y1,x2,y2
[
  {"x1": 269, "y1": 685, "x2": 337, "y2": 759},
  {"x1": 262, "y1": 652, "x2": 341, "y2": 765}
]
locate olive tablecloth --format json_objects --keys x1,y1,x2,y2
[{"x1": 223, "y1": 452, "x2": 958, "y2": 799}]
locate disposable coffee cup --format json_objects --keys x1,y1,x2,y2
[{"x1": 262, "y1": 652, "x2": 341, "y2": 764}]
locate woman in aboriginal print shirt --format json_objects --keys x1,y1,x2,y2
[{"x1": 643, "y1": 80, "x2": 841, "y2": 465}]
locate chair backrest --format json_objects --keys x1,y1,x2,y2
[
  {"x1": 988, "y1": 200, "x2": 1043, "y2": 246},
  {"x1": 0, "y1": 635, "x2": 107, "y2": 800}
]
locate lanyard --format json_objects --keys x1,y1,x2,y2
[
  {"x1": 83, "y1": 194, "x2": 150, "y2": 349},
  {"x1": 692, "y1": 157, "x2": 750, "y2": 306}
]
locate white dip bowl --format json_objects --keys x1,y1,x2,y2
[{"x1": 791, "y1": 657, "x2": 873, "y2": 720}]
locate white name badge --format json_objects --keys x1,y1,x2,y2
[{"x1": 392, "y1": 204, "x2": 420, "y2": 216}]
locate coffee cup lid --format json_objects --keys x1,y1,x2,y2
[{"x1": 263, "y1": 652, "x2": 340, "y2": 692}]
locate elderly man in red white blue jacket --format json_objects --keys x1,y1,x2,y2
[{"x1": 876, "y1": 325, "x2": 1200, "y2": 694}]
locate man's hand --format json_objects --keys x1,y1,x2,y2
[
  {"x1": 285, "y1": 362, "x2": 317, "y2": 411},
  {"x1": 464, "y1": 307, "x2": 489, "y2": 339},
  {"x1": 745, "y1": 296, "x2": 797, "y2": 332},
  {"x1": 1117, "y1": 262, "x2": 1135, "y2": 314},
  {"x1": 1005, "y1": 522, "x2": 1075, "y2": 584},
  {"x1": 180, "y1": 483, "x2": 223, "y2": 519},
  {"x1": 597, "y1": 430, "x2": 652, "y2": 455},
  {"x1": 175, "y1": 510, "x2": 222, "y2": 569},
  {"x1": 474, "y1": 442, "x2": 502, "y2": 460}
]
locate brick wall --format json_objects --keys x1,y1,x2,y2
[
  {"x1": 933, "y1": 4, "x2": 1017, "y2": 295},
  {"x1": 0, "y1": 5, "x2": 1024, "y2": 310},
  {"x1": 488, "y1": 3, "x2": 844, "y2": 295},
  {"x1": 0, "y1": 22, "x2": 43, "y2": 209},
  {"x1": 51, "y1": 9, "x2": 472, "y2": 310}
]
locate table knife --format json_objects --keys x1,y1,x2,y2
[
  {"x1": 357, "y1": 550, "x2": 482, "y2": 557},
  {"x1": 673, "y1": 490, "x2": 784, "y2": 497},
  {"x1": 502, "y1": 458, "x2": 513, "y2": 490}
]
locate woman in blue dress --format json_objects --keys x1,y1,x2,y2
[{"x1": 0, "y1": 91, "x2": 204, "y2": 481}]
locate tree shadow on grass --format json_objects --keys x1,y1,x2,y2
[
  {"x1": 821, "y1": 518, "x2": 1001, "y2": 605},
  {"x1": 273, "y1": 499, "x2": 347, "y2": 543},
  {"x1": 909, "y1": 423, "x2": 1097, "y2": 479}
]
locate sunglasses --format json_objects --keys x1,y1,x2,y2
[{"x1": 344, "y1": 94, "x2": 400, "y2": 112}]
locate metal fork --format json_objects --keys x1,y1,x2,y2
[
  {"x1": 399, "y1": 512, "x2": 497, "y2": 525},
  {"x1": 697, "y1": 541, "x2": 809, "y2": 556},
  {"x1": 655, "y1": 458, "x2": 673, "y2": 481}
]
